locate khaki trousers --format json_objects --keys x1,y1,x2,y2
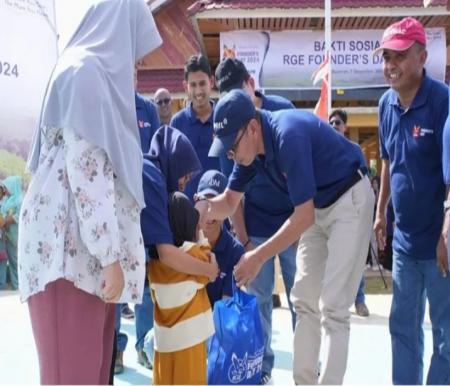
[{"x1": 291, "y1": 177, "x2": 374, "y2": 385}]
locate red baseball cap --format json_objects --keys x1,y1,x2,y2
[{"x1": 374, "y1": 17, "x2": 426, "y2": 54}]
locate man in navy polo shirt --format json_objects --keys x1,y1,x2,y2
[
  {"x1": 373, "y1": 17, "x2": 450, "y2": 384},
  {"x1": 215, "y1": 57, "x2": 296, "y2": 384},
  {"x1": 135, "y1": 68, "x2": 161, "y2": 153},
  {"x1": 136, "y1": 92, "x2": 161, "y2": 153},
  {"x1": 170, "y1": 54, "x2": 220, "y2": 200},
  {"x1": 196, "y1": 89, "x2": 374, "y2": 384},
  {"x1": 194, "y1": 170, "x2": 244, "y2": 305}
]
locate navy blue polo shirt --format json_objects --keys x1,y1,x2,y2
[
  {"x1": 206, "y1": 227, "x2": 244, "y2": 306},
  {"x1": 141, "y1": 159, "x2": 173, "y2": 256},
  {"x1": 229, "y1": 110, "x2": 363, "y2": 209},
  {"x1": 220, "y1": 93, "x2": 295, "y2": 237},
  {"x1": 379, "y1": 73, "x2": 448, "y2": 260},
  {"x1": 136, "y1": 93, "x2": 161, "y2": 153},
  {"x1": 170, "y1": 102, "x2": 220, "y2": 200}
]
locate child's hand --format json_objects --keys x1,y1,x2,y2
[
  {"x1": 208, "y1": 252, "x2": 219, "y2": 282},
  {"x1": 102, "y1": 260, "x2": 124, "y2": 302}
]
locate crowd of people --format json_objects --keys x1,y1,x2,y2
[{"x1": 5, "y1": 0, "x2": 449, "y2": 384}]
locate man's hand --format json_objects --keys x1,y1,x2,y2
[
  {"x1": 234, "y1": 250, "x2": 264, "y2": 287},
  {"x1": 207, "y1": 252, "x2": 220, "y2": 282},
  {"x1": 442, "y1": 211, "x2": 450, "y2": 251},
  {"x1": 437, "y1": 234, "x2": 448, "y2": 277},
  {"x1": 195, "y1": 199, "x2": 210, "y2": 230},
  {"x1": 374, "y1": 214, "x2": 387, "y2": 251},
  {"x1": 102, "y1": 260, "x2": 124, "y2": 303},
  {"x1": 437, "y1": 212, "x2": 450, "y2": 277}
]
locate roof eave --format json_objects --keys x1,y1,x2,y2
[{"x1": 191, "y1": 5, "x2": 450, "y2": 19}]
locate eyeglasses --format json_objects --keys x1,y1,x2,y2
[
  {"x1": 156, "y1": 98, "x2": 171, "y2": 106},
  {"x1": 227, "y1": 127, "x2": 247, "y2": 160},
  {"x1": 329, "y1": 119, "x2": 343, "y2": 126}
]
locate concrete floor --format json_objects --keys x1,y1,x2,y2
[{"x1": 0, "y1": 289, "x2": 432, "y2": 385}]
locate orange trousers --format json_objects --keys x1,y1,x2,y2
[{"x1": 153, "y1": 341, "x2": 206, "y2": 385}]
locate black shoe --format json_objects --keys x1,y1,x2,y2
[
  {"x1": 137, "y1": 349, "x2": 152, "y2": 369},
  {"x1": 121, "y1": 304, "x2": 134, "y2": 319},
  {"x1": 272, "y1": 294, "x2": 281, "y2": 309},
  {"x1": 114, "y1": 351, "x2": 124, "y2": 375},
  {"x1": 260, "y1": 372, "x2": 271, "y2": 385}
]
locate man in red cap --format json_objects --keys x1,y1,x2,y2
[{"x1": 374, "y1": 17, "x2": 450, "y2": 384}]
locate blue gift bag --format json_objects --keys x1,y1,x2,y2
[{"x1": 207, "y1": 279, "x2": 264, "y2": 384}]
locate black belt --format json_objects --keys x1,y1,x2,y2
[{"x1": 319, "y1": 167, "x2": 367, "y2": 209}]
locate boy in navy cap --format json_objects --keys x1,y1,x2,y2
[
  {"x1": 374, "y1": 17, "x2": 450, "y2": 384},
  {"x1": 196, "y1": 89, "x2": 374, "y2": 384},
  {"x1": 195, "y1": 170, "x2": 244, "y2": 305}
]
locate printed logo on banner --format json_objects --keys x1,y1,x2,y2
[
  {"x1": 227, "y1": 349, "x2": 264, "y2": 384},
  {"x1": 223, "y1": 44, "x2": 236, "y2": 59}
]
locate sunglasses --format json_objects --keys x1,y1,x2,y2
[
  {"x1": 156, "y1": 98, "x2": 171, "y2": 106},
  {"x1": 329, "y1": 119, "x2": 343, "y2": 126},
  {"x1": 227, "y1": 127, "x2": 247, "y2": 160}
]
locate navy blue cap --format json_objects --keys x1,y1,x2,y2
[
  {"x1": 215, "y1": 58, "x2": 250, "y2": 93},
  {"x1": 197, "y1": 170, "x2": 227, "y2": 198},
  {"x1": 209, "y1": 89, "x2": 255, "y2": 157}
]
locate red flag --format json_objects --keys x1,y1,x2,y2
[{"x1": 312, "y1": 56, "x2": 330, "y2": 121}]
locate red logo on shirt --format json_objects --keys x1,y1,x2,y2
[
  {"x1": 138, "y1": 120, "x2": 144, "y2": 129},
  {"x1": 412, "y1": 125, "x2": 421, "y2": 138}
]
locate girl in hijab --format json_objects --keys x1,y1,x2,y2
[
  {"x1": 18, "y1": 0, "x2": 162, "y2": 383},
  {"x1": 149, "y1": 191, "x2": 214, "y2": 385},
  {"x1": 141, "y1": 125, "x2": 219, "y2": 384},
  {"x1": 0, "y1": 176, "x2": 23, "y2": 290}
]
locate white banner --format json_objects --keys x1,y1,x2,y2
[
  {"x1": 0, "y1": 0, "x2": 57, "y2": 180},
  {"x1": 220, "y1": 31, "x2": 269, "y2": 90},
  {"x1": 220, "y1": 29, "x2": 446, "y2": 89}
]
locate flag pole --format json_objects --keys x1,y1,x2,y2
[{"x1": 324, "y1": 0, "x2": 332, "y2": 116}]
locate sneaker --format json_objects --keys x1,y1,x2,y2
[
  {"x1": 121, "y1": 304, "x2": 134, "y2": 319},
  {"x1": 272, "y1": 294, "x2": 281, "y2": 309},
  {"x1": 260, "y1": 372, "x2": 271, "y2": 385},
  {"x1": 137, "y1": 349, "x2": 153, "y2": 369},
  {"x1": 114, "y1": 351, "x2": 124, "y2": 375},
  {"x1": 355, "y1": 302, "x2": 370, "y2": 317}
]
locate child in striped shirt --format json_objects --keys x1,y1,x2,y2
[{"x1": 149, "y1": 191, "x2": 215, "y2": 385}]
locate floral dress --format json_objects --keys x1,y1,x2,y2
[{"x1": 18, "y1": 126, "x2": 145, "y2": 303}]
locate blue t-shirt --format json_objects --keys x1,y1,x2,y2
[
  {"x1": 379, "y1": 73, "x2": 448, "y2": 260},
  {"x1": 141, "y1": 159, "x2": 173, "y2": 255},
  {"x1": 229, "y1": 109, "x2": 362, "y2": 209},
  {"x1": 206, "y1": 227, "x2": 244, "y2": 306},
  {"x1": 170, "y1": 102, "x2": 220, "y2": 200},
  {"x1": 220, "y1": 93, "x2": 295, "y2": 237},
  {"x1": 136, "y1": 92, "x2": 161, "y2": 153},
  {"x1": 443, "y1": 84, "x2": 450, "y2": 185}
]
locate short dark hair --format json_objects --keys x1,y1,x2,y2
[
  {"x1": 215, "y1": 58, "x2": 251, "y2": 93},
  {"x1": 329, "y1": 109, "x2": 347, "y2": 124},
  {"x1": 184, "y1": 54, "x2": 212, "y2": 80}
]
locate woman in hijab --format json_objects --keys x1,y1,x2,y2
[
  {"x1": 0, "y1": 176, "x2": 23, "y2": 290},
  {"x1": 18, "y1": 0, "x2": 162, "y2": 383}
]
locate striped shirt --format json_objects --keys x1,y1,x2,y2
[{"x1": 149, "y1": 236, "x2": 214, "y2": 352}]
